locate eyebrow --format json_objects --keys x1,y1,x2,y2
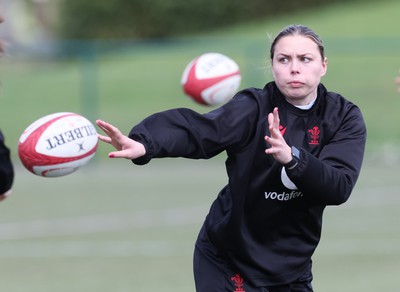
[{"x1": 275, "y1": 53, "x2": 313, "y2": 58}]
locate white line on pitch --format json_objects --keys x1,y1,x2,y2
[
  {"x1": 0, "y1": 240, "x2": 194, "y2": 258},
  {"x1": 0, "y1": 206, "x2": 208, "y2": 241}
]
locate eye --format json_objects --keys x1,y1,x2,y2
[
  {"x1": 301, "y1": 56, "x2": 312, "y2": 63},
  {"x1": 278, "y1": 57, "x2": 289, "y2": 64}
]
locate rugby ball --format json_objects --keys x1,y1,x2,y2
[
  {"x1": 181, "y1": 52, "x2": 241, "y2": 106},
  {"x1": 18, "y1": 112, "x2": 98, "y2": 177}
]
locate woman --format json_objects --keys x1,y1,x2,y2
[
  {"x1": 96, "y1": 25, "x2": 366, "y2": 291},
  {"x1": 0, "y1": 13, "x2": 14, "y2": 201}
]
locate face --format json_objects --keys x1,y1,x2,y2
[{"x1": 271, "y1": 35, "x2": 327, "y2": 106}]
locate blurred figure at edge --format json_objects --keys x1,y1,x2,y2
[{"x1": 0, "y1": 12, "x2": 15, "y2": 201}]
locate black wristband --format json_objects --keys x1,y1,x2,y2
[
  {"x1": 284, "y1": 146, "x2": 300, "y2": 170},
  {"x1": 285, "y1": 158, "x2": 298, "y2": 170}
]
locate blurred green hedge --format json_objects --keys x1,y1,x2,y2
[{"x1": 58, "y1": 0, "x2": 361, "y2": 39}]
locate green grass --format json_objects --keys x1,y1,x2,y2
[
  {"x1": 0, "y1": 159, "x2": 399, "y2": 292},
  {"x1": 1, "y1": 0, "x2": 400, "y2": 291}
]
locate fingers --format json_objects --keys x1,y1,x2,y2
[
  {"x1": 265, "y1": 108, "x2": 282, "y2": 154},
  {"x1": 96, "y1": 119, "x2": 124, "y2": 151},
  {"x1": 95, "y1": 118, "x2": 146, "y2": 160},
  {"x1": 264, "y1": 134, "x2": 281, "y2": 154},
  {"x1": 265, "y1": 107, "x2": 291, "y2": 163},
  {"x1": 272, "y1": 107, "x2": 280, "y2": 129},
  {"x1": 268, "y1": 107, "x2": 281, "y2": 138},
  {"x1": 97, "y1": 134, "x2": 112, "y2": 144},
  {"x1": 268, "y1": 112, "x2": 274, "y2": 130},
  {"x1": 108, "y1": 149, "x2": 134, "y2": 159},
  {"x1": 96, "y1": 119, "x2": 116, "y2": 144},
  {"x1": 96, "y1": 119, "x2": 121, "y2": 137}
]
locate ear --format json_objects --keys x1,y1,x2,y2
[
  {"x1": 321, "y1": 57, "x2": 328, "y2": 77},
  {"x1": 270, "y1": 59, "x2": 276, "y2": 78}
]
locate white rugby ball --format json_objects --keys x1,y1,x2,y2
[
  {"x1": 181, "y1": 52, "x2": 241, "y2": 106},
  {"x1": 18, "y1": 112, "x2": 98, "y2": 177}
]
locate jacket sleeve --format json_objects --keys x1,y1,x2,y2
[
  {"x1": 287, "y1": 105, "x2": 366, "y2": 205},
  {"x1": 0, "y1": 131, "x2": 14, "y2": 194},
  {"x1": 128, "y1": 95, "x2": 259, "y2": 165}
]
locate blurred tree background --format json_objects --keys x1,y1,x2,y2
[
  {"x1": 57, "y1": 0, "x2": 370, "y2": 39},
  {"x1": 0, "y1": 0, "x2": 379, "y2": 58}
]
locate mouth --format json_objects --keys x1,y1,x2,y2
[{"x1": 288, "y1": 81, "x2": 304, "y2": 88}]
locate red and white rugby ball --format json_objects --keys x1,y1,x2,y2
[
  {"x1": 18, "y1": 112, "x2": 98, "y2": 177},
  {"x1": 181, "y1": 52, "x2": 241, "y2": 106}
]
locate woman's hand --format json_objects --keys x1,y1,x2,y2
[
  {"x1": 264, "y1": 107, "x2": 292, "y2": 165},
  {"x1": 96, "y1": 119, "x2": 146, "y2": 159}
]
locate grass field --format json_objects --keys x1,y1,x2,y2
[
  {"x1": 0, "y1": 159, "x2": 399, "y2": 292},
  {"x1": 1, "y1": 0, "x2": 400, "y2": 291}
]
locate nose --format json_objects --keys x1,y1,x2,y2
[{"x1": 290, "y1": 60, "x2": 300, "y2": 75}]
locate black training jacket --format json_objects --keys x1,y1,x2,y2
[
  {"x1": 0, "y1": 131, "x2": 14, "y2": 194},
  {"x1": 129, "y1": 82, "x2": 367, "y2": 286}
]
